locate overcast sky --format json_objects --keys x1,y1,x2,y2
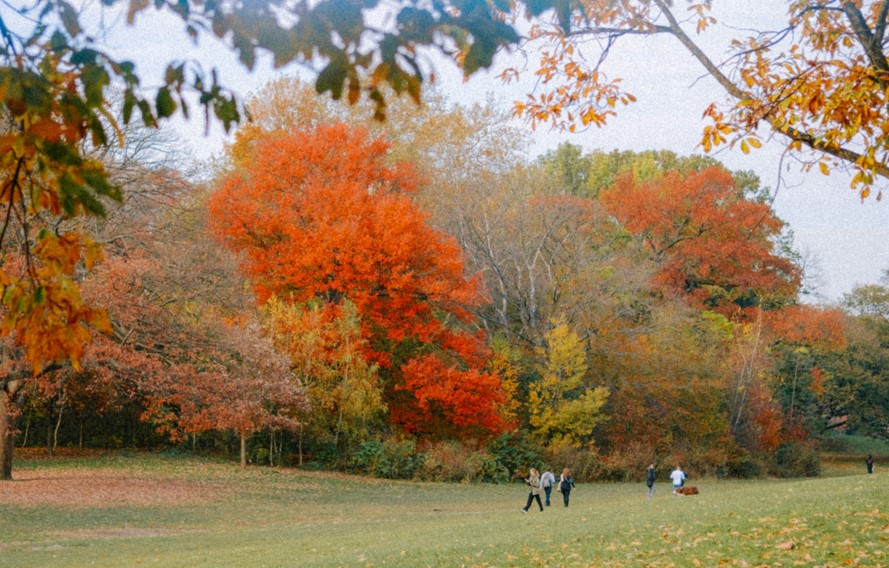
[{"x1": 87, "y1": 0, "x2": 889, "y2": 304}]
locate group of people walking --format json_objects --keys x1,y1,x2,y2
[
  {"x1": 525, "y1": 455, "x2": 877, "y2": 511},
  {"x1": 521, "y1": 468, "x2": 574, "y2": 512}
]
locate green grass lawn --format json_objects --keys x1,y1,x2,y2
[{"x1": 1, "y1": 452, "x2": 887, "y2": 567}]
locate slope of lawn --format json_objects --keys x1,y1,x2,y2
[{"x1": 1, "y1": 451, "x2": 887, "y2": 567}]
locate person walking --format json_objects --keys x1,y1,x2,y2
[
  {"x1": 670, "y1": 465, "x2": 686, "y2": 496},
  {"x1": 866, "y1": 454, "x2": 874, "y2": 474},
  {"x1": 521, "y1": 468, "x2": 544, "y2": 512},
  {"x1": 558, "y1": 468, "x2": 575, "y2": 507},
  {"x1": 540, "y1": 469, "x2": 556, "y2": 506},
  {"x1": 646, "y1": 464, "x2": 656, "y2": 500}
]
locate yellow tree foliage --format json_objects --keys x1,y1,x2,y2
[
  {"x1": 528, "y1": 321, "x2": 609, "y2": 448},
  {"x1": 263, "y1": 298, "x2": 385, "y2": 450}
]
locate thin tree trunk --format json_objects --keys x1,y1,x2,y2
[
  {"x1": 21, "y1": 421, "x2": 29, "y2": 448},
  {"x1": 789, "y1": 356, "x2": 801, "y2": 420},
  {"x1": 45, "y1": 404, "x2": 53, "y2": 457},
  {"x1": 1, "y1": 381, "x2": 22, "y2": 481},
  {"x1": 240, "y1": 432, "x2": 247, "y2": 468},
  {"x1": 298, "y1": 425, "x2": 304, "y2": 466},
  {"x1": 53, "y1": 397, "x2": 65, "y2": 453},
  {"x1": 269, "y1": 430, "x2": 275, "y2": 467}
]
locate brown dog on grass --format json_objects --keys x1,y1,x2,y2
[{"x1": 675, "y1": 486, "x2": 699, "y2": 495}]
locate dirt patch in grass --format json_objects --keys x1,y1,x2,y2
[{"x1": 0, "y1": 469, "x2": 228, "y2": 508}]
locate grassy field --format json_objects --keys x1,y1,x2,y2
[{"x1": 1, "y1": 452, "x2": 887, "y2": 567}]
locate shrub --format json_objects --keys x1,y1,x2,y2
[
  {"x1": 772, "y1": 443, "x2": 820, "y2": 478},
  {"x1": 349, "y1": 439, "x2": 423, "y2": 479},
  {"x1": 599, "y1": 442, "x2": 655, "y2": 481},
  {"x1": 376, "y1": 439, "x2": 423, "y2": 479},
  {"x1": 545, "y1": 440, "x2": 606, "y2": 482},
  {"x1": 724, "y1": 455, "x2": 766, "y2": 479},
  {"x1": 488, "y1": 432, "x2": 544, "y2": 480},
  {"x1": 417, "y1": 442, "x2": 509, "y2": 483},
  {"x1": 349, "y1": 440, "x2": 383, "y2": 474}
]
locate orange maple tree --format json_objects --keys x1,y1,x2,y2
[
  {"x1": 209, "y1": 123, "x2": 510, "y2": 439},
  {"x1": 600, "y1": 166, "x2": 800, "y2": 318}
]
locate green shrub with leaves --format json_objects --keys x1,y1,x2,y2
[
  {"x1": 349, "y1": 439, "x2": 422, "y2": 479},
  {"x1": 772, "y1": 443, "x2": 821, "y2": 478},
  {"x1": 724, "y1": 454, "x2": 767, "y2": 479},
  {"x1": 487, "y1": 432, "x2": 544, "y2": 480}
]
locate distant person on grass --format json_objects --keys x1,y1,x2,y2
[
  {"x1": 521, "y1": 468, "x2": 544, "y2": 513},
  {"x1": 558, "y1": 468, "x2": 575, "y2": 507},
  {"x1": 646, "y1": 464, "x2": 656, "y2": 500},
  {"x1": 866, "y1": 454, "x2": 874, "y2": 474},
  {"x1": 540, "y1": 469, "x2": 556, "y2": 506},
  {"x1": 670, "y1": 465, "x2": 686, "y2": 496}
]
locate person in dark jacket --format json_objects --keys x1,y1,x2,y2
[
  {"x1": 646, "y1": 464, "x2": 656, "y2": 499},
  {"x1": 558, "y1": 468, "x2": 575, "y2": 507},
  {"x1": 866, "y1": 454, "x2": 874, "y2": 474}
]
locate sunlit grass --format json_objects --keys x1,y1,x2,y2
[{"x1": 2, "y1": 452, "x2": 887, "y2": 567}]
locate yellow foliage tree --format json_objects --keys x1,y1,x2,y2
[{"x1": 528, "y1": 321, "x2": 609, "y2": 448}]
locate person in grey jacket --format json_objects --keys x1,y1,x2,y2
[
  {"x1": 540, "y1": 469, "x2": 556, "y2": 506},
  {"x1": 521, "y1": 468, "x2": 544, "y2": 512}
]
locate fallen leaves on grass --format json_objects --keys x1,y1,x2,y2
[
  {"x1": 0, "y1": 467, "x2": 228, "y2": 507},
  {"x1": 776, "y1": 540, "x2": 795, "y2": 550}
]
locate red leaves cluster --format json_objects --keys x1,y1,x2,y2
[
  {"x1": 209, "y1": 124, "x2": 509, "y2": 439},
  {"x1": 601, "y1": 167, "x2": 800, "y2": 317},
  {"x1": 764, "y1": 305, "x2": 846, "y2": 351}
]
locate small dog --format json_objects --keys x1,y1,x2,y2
[{"x1": 675, "y1": 486, "x2": 699, "y2": 495}]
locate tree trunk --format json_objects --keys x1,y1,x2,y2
[
  {"x1": 53, "y1": 397, "x2": 65, "y2": 453},
  {"x1": 1, "y1": 380, "x2": 22, "y2": 481},
  {"x1": 297, "y1": 425, "x2": 304, "y2": 466},
  {"x1": 269, "y1": 430, "x2": 275, "y2": 467},
  {"x1": 45, "y1": 404, "x2": 53, "y2": 457},
  {"x1": 240, "y1": 432, "x2": 247, "y2": 468}
]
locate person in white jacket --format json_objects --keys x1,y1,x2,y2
[{"x1": 670, "y1": 465, "x2": 686, "y2": 496}]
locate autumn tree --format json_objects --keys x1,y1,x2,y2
[
  {"x1": 1, "y1": 0, "x2": 554, "y2": 400},
  {"x1": 822, "y1": 288, "x2": 889, "y2": 439},
  {"x1": 592, "y1": 299, "x2": 738, "y2": 472},
  {"x1": 528, "y1": 321, "x2": 609, "y2": 448},
  {"x1": 141, "y1": 318, "x2": 308, "y2": 467},
  {"x1": 511, "y1": 0, "x2": 889, "y2": 198},
  {"x1": 209, "y1": 123, "x2": 511, "y2": 440},
  {"x1": 600, "y1": 166, "x2": 800, "y2": 317},
  {"x1": 264, "y1": 298, "x2": 385, "y2": 461},
  {"x1": 229, "y1": 77, "x2": 529, "y2": 242},
  {"x1": 537, "y1": 144, "x2": 727, "y2": 199}
]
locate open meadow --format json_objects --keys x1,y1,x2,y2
[{"x1": 1, "y1": 452, "x2": 887, "y2": 567}]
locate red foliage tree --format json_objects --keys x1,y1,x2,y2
[
  {"x1": 600, "y1": 167, "x2": 800, "y2": 318},
  {"x1": 209, "y1": 124, "x2": 510, "y2": 439}
]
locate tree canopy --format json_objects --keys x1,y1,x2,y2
[{"x1": 510, "y1": 0, "x2": 889, "y2": 199}]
